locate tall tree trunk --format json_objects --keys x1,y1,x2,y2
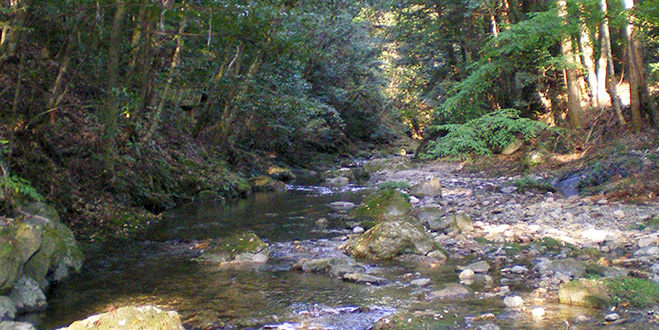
[
  {"x1": 142, "y1": 18, "x2": 187, "y2": 144},
  {"x1": 102, "y1": 0, "x2": 125, "y2": 175},
  {"x1": 558, "y1": 0, "x2": 584, "y2": 129},
  {"x1": 600, "y1": 0, "x2": 626, "y2": 125},
  {"x1": 579, "y1": 17, "x2": 598, "y2": 108},
  {"x1": 621, "y1": 0, "x2": 654, "y2": 131}
]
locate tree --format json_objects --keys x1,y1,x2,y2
[{"x1": 558, "y1": 0, "x2": 584, "y2": 129}]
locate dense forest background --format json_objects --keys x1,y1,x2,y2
[{"x1": 1, "y1": 0, "x2": 657, "y2": 240}]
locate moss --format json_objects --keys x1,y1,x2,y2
[
  {"x1": 534, "y1": 237, "x2": 575, "y2": 253},
  {"x1": 558, "y1": 279, "x2": 611, "y2": 309},
  {"x1": 350, "y1": 189, "x2": 412, "y2": 222},
  {"x1": 378, "y1": 181, "x2": 412, "y2": 191},
  {"x1": 604, "y1": 277, "x2": 659, "y2": 308}
]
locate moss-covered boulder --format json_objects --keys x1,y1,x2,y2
[
  {"x1": 61, "y1": 305, "x2": 184, "y2": 330},
  {"x1": 0, "y1": 233, "x2": 22, "y2": 294},
  {"x1": 345, "y1": 221, "x2": 435, "y2": 260},
  {"x1": 22, "y1": 219, "x2": 83, "y2": 287},
  {"x1": 558, "y1": 279, "x2": 611, "y2": 308},
  {"x1": 349, "y1": 189, "x2": 412, "y2": 223},
  {"x1": 196, "y1": 232, "x2": 269, "y2": 264},
  {"x1": 250, "y1": 176, "x2": 286, "y2": 193}
]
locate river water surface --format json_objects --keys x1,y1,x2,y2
[{"x1": 37, "y1": 185, "x2": 619, "y2": 330}]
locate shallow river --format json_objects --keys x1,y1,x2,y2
[{"x1": 35, "y1": 186, "x2": 622, "y2": 330}]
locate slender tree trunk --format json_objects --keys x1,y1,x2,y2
[
  {"x1": 621, "y1": 0, "x2": 652, "y2": 131},
  {"x1": 142, "y1": 18, "x2": 187, "y2": 144},
  {"x1": 558, "y1": 0, "x2": 584, "y2": 129},
  {"x1": 0, "y1": 0, "x2": 27, "y2": 70},
  {"x1": 600, "y1": 0, "x2": 626, "y2": 125},
  {"x1": 102, "y1": 0, "x2": 125, "y2": 175},
  {"x1": 579, "y1": 17, "x2": 598, "y2": 108}
]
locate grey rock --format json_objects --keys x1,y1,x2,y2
[
  {"x1": 635, "y1": 246, "x2": 659, "y2": 257},
  {"x1": 0, "y1": 322, "x2": 36, "y2": 330},
  {"x1": 459, "y1": 260, "x2": 491, "y2": 274},
  {"x1": 459, "y1": 269, "x2": 475, "y2": 281},
  {"x1": 476, "y1": 324, "x2": 500, "y2": 330},
  {"x1": 410, "y1": 278, "x2": 431, "y2": 286},
  {"x1": 346, "y1": 221, "x2": 435, "y2": 260},
  {"x1": 8, "y1": 277, "x2": 46, "y2": 313},
  {"x1": 510, "y1": 265, "x2": 528, "y2": 274},
  {"x1": 327, "y1": 177, "x2": 350, "y2": 187},
  {"x1": 328, "y1": 201, "x2": 356, "y2": 212},
  {"x1": 427, "y1": 283, "x2": 472, "y2": 300},
  {"x1": 604, "y1": 313, "x2": 620, "y2": 322},
  {"x1": 409, "y1": 178, "x2": 442, "y2": 198},
  {"x1": 342, "y1": 273, "x2": 387, "y2": 286},
  {"x1": 549, "y1": 258, "x2": 585, "y2": 279},
  {"x1": 352, "y1": 226, "x2": 365, "y2": 234},
  {"x1": 503, "y1": 296, "x2": 524, "y2": 310},
  {"x1": 0, "y1": 297, "x2": 16, "y2": 321}
]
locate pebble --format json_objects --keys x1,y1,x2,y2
[
  {"x1": 530, "y1": 307, "x2": 545, "y2": 318},
  {"x1": 604, "y1": 313, "x2": 620, "y2": 322},
  {"x1": 459, "y1": 269, "x2": 475, "y2": 281},
  {"x1": 353, "y1": 226, "x2": 365, "y2": 234},
  {"x1": 410, "y1": 278, "x2": 431, "y2": 287},
  {"x1": 510, "y1": 265, "x2": 528, "y2": 274},
  {"x1": 503, "y1": 296, "x2": 524, "y2": 310}
]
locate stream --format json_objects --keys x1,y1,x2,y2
[{"x1": 35, "y1": 185, "x2": 623, "y2": 330}]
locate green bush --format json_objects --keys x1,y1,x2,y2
[{"x1": 421, "y1": 109, "x2": 550, "y2": 159}]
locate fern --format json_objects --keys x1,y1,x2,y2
[
  {"x1": 421, "y1": 109, "x2": 550, "y2": 159},
  {"x1": 0, "y1": 175, "x2": 44, "y2": 202}
]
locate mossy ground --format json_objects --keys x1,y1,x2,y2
[
  {"x1": 350, "y1": 189, "x2": 412, "y2": 223},
  {"x1": 603, "y1": 277, "x2": 659, "y2": 308}
]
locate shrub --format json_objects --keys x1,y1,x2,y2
[{"x1": 421, "y1": 109, "x2": 550, "y2": 159}]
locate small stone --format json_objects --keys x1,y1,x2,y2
[
  {"x1": 410, "y1": 278, "x2": 431, "y2": 287},
  {"x1": 597, "y1": 199, "x2": 608, "y2": 205},
  {"x1": 475, "y1": 324, "x2": 500, "y2": 330},
  {"x1": 409, "y1": 196, "x2": 420, "y2": 204},
  {"x1": 328, "y1": 201, "x2": 356, "y2": 212},
  {"x1": 510, "y1": 265, "x2": 528, "y2": 274},
  {"x1": 604, "y1": 313, "x2": 620, "y2": 322},
  {"x1": 634, "y1": 246, "x2": 659, "y2": 257},
  {"x1": 460, "y1": 260, "x2": 490, "y2": 273},
  {"x1": 613, "y1": 210, "x2": 625, "y2": 218},
  {"x1": 651, "y1": 263, "x2": 659, "y2": 273},
  {"x1": 503, "y1": 296, "x2": 524, "y2": 310},
  {"x1": 473, "y1": 313, "x2": 497, "y2": 321},
  {"x1": 353, "y1": 226, "x2": 365, "y2": 234},
  {"x1": 426, "y1": 283, "x2": 472, "y2": 300},
  {"x1": 639, "y1": 235, "x2": 659, "y2": 248},
  {"x1": 574, "y1": 315, "x2": 591, "y2": 323},
  {"x1": 459, "y1": 269, "x2": 475, "y2": 281},
  {"x1": 342, "y1": 273, "x2": 388, "y2": 286},
  {"x1": 531, "y1": 307, "x2": 545, "y2": 318}
]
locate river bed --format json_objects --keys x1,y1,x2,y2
[{"x1": 34, "y1": 184, "x2": 641, "y2": 330}]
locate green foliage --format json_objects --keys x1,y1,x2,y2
[
  {"x1": 604, "y1": 277, "x2": 659, "y2": 308},
  {"x1": 421, "y1": 109, "x2": 550, "y2": 159},
  {"x1": 378, "y1": 181, "x2": 412, "y2": 191},
  {"x1": 0, "y1": 175, "x2": 43, "y2": 203}
]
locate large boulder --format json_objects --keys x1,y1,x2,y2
[
  {"x1": 195, "y1": 232, "x2": 269, "y2": 265},
  {"x1": 558, "y1": 279, "x2": 611, "y2": 308},
  {"x1": 345, "y1": 221, "x2": 435, "y2": 260},
  {"x1": 8, "y1": 276, "x2": 46, "y2": 313},
  {"x1": 349, "y1": 189, "x2": 412, "y2": 223},
  {"x1": 409, "y1": 178, "x2": 442, "y2": 199},
  {"x1": 61, "y1": 305, "x2": 184, "y2": 330},
  {"x1": 0, "y1": 296, "x2": 16, "y2": 321},
  {"x1": 0, "y1": 234, "x2": 22, "y2": 294}
]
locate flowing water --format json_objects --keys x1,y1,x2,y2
[{"x1": 35, "y1": 185, "x2": 629, "y2": 330}]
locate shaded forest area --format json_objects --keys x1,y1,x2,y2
[{"x1": 1, "y1": 0, "x2": 658, "y2": 241}]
